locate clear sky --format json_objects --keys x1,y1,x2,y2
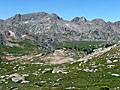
[{"x1": 0, "y1": 0, "x2": 120, "y2": 21}]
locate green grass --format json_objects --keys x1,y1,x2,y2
[
  {"x1": 53, "y1": 41, "x2": 107, "y2": 55},
  {"x1": 0, "y1": 41, "x2": 119, "y2": 90},
  {"x1": 53, "y1": 41, "x2": 106, "y2": 51},
  {"x1": 0, "y1": 61, "x2": 119, "y2": 90},
  {"x1": 0, "y1": 40, "x2": 39, "y2": 55}
]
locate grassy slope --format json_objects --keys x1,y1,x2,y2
[
  {"x1": 0, "y1": 41, "x2": 119, "y2": 90},
  {"x1": 0, "y1": 40, "x2": 39, "y2": 55}
]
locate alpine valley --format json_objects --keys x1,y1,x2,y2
[{"x1": 0, "y1": 12, "x2": 120, "y2": 90}]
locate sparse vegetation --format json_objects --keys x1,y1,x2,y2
[{"x1": 0, "y1": 40, "x2": 120, "y2": 90}]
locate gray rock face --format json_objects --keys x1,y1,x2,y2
[
  {"x1": 0, "y1": 12, "x2": 120, "y2": 48},
  {"x1": 71, "y1": 17, "x2": 87, "y2": 24},
  {"x1": 0, "y1": 19, "x2": 4, "y2": 22},
  {"x1": 0, "y1": 32, "x2": 7, "y2": 45}
]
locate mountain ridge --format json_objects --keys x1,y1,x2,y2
[{"x1": 0, "y1": 12, "x2": 120, "y2": 51}]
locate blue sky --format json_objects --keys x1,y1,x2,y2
[{"x1": 0, "y1": 0, "x2": 120, "y2": 21}]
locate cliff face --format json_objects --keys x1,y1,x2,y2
[{"x1": 0, "y1": 12, "x2": 120, "y2": 47}]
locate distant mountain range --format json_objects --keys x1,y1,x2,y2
[{"x1": 0, "y1": 12, "x2": 120, "y2": 48}]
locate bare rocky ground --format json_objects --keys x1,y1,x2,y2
[
  {"x1": 75, "y1": 43, "x2": 117, "y2": 63},
  {"x1": 1, "y1": 43, "x2": 117, "y2": 65}
]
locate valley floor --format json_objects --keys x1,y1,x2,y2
[{"x1": 0, "y1": 43, "x2": 120, "y2": 90}]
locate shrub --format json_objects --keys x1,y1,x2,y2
[{"x1": 100, "y1": 86, "x2": 109, "y2": 90}]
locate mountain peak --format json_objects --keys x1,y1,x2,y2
[
  {"x1": 71, "y1": 16, "x2": 87, "y2": 24},
  {"x1": 5, "y1": 12, "x2": 63, "y2": 24},
  {"x1": 79, "y1": 17, "x2": 87, "y2": 22},
  {"x1": 91, "y1": 18, "x2": 106, "y2": 26},
  {"x1": 6, "y1": 12, "x2": 49, "y2": 22},
  {"x1": 51, "y1": 13, "x2": 63, "y2": 20},
  {"x1": 91, "y1": 18, "x2": 106, "y2": 23}
]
